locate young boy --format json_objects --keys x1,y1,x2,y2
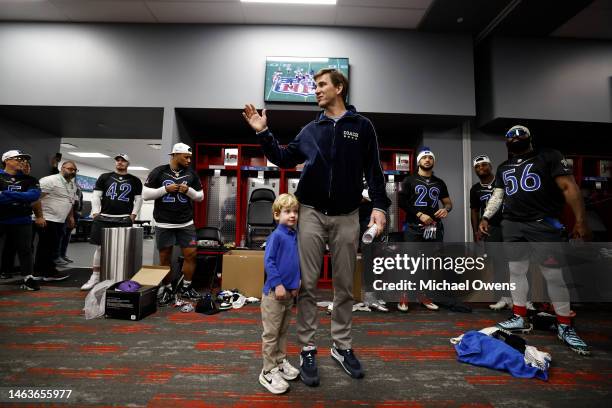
[{"x1": 259, "y1": 193, "x2": 301, "y2": 394}]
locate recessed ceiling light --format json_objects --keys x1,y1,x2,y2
[
  {"x1": 148, "y1": 144, "x2": 162, "y2": 150},
  {"x1": 60, "y1": 143, "x2": 78, "y2": 149},
  {"x1": 241, "y1": 0, "x2": 336, "y2": 5},
  {"x1": 68, "y1": 152, "x2": 111, "y2": 158},
  {"x1": 128, "y1": 166, "x2": 149, "y2": 171}
]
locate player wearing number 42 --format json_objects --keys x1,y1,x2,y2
[{"x1": 81, "y1": 154, "x2": 143, "y2": 290}]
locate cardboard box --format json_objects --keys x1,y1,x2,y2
[
  {"x1": 222, "y1": 250, "x2": 364, "y2": 300},
  {"x1": 105, "y1": 265, "x2": 170, "y2": 321},
  {"x1": 222, "y1": 250, "x2": 265, "y2": 297}
]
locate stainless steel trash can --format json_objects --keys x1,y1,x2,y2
[{"x1": 100, "y1": 227, "x2": 143, "y2": 282}]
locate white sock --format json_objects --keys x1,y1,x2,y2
[
  {"x1": 540, "y1": 266, "x2": 570, "y2": 316},
  {"x1": 302, "y1": 345, "x2": 316, "y2": 352},
  {"x1": 508, "y1": 260, "x2": 530, "y2": 307},
  {"x1": 183, "y1": 279, "x2": 191, "y2": 288}
]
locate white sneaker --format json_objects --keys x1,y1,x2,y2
[
  {"x1": 232, "y1": 294, "x2": 247, "y2": 309},
  {"x1": 278, "y1": 358, "x2": 299, "y2": 380},
  {"x1": 80, "y1": 274, "x2": 100, "y2": 291},
  {"x1": 259, "y1": 367, "x2": 289, "y2": 394},
  {"x1": 397, "y1": 301, "x2": 409, "y2": 312},
  {"x1": 489, "y1": 297, "x2": 512, "y2": 310},
  {"x1": 352, "y1": 302, "x2": 371, "y2": 312},
  {"x1": 526, "y1": 301, "x2": 536, "y2": 311},
  {"x1": 368, "y1": 302, "x2": 389, "y2": 312}
]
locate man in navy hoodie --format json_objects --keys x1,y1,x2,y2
[
  {"x1": 0, "y1": 150, "x2": 41, "y2": 291},
  {"x1": 243, "y1": 68, "x2": 390, "y2": 386}
]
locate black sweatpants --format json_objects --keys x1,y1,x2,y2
[{"x1": 0, "y1": 223, "x2": 34, "y2": 277}]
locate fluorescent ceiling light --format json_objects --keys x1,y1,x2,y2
[
  {"x1": 148, "y1": 144, "x2": 162, "y2": 150},
  {"x1": 68, "y1": 152, "x2": 110, "y2": 158},
  {"x1": 60, "y1": 143, "x2": 78, "y2": 149},
  {"x1": 242, "y1": 0, "x2": 336, "y2": 5},
  {"x1": 267, "y1": 56, "x2": 330, "y2": 62},
  {"x1": 128, "y1": 166, "x2": 149, "y2": 171}
]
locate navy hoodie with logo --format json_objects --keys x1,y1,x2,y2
[{"x1": 258, "y1": 106, "x2": 390, "y2": 215}]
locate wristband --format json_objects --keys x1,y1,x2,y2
[{"x1": 444, "y1": 207, "x2": 452, "y2": 212}]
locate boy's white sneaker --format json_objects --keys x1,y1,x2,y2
[
  {"x1": 259, "y1": 367, "x2": 289, "y2": 394},
  {"x1": 278, "y1": 358, "x2": 300, "y2": 380}
]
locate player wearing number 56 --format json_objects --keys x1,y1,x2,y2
[
  {"x1": 81, "y1": 154, "x2": 143, "y2": 290},
  {"x1": 142, "y1": 143, "x2": 204, "y2": 304}
]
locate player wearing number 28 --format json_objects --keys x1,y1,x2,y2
[{"x1": 143, "y1": 143, "x2": 204, "y2": 303}]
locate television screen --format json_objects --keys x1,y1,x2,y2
[{"x1": 264, "y1": 56, "x2": 349, "y2": 103}]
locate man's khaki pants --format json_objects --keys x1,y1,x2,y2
[{"x1": 296, "y1": 206, "x2": 360, "y2": 350}]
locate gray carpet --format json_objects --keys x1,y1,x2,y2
[{"x1": 0, "y1": 286, "x2": 611, "y2": 407}]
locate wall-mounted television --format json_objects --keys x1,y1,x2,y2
[{"x1": 264, "y1": 56, "x2": 349, "y2": 104}]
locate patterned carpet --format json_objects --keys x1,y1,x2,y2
[{"x1": 0, "y1": 286, "x2": 611, "y2": 407}]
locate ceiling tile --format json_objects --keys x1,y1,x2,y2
[
  {"x1": 50, "y1": 0, "x2": 156, "y2": 22},
  {"x1": 0, "y1": 0, "x2": 68, "y2": 21},
  {"x1": 147, "y1": 1, "x2": 244, "y2": 23},
  {"x1": 336, "y1": 5, "x2": 425, "y2": 28},
  {"x1": 243, "y1": 3, "x2": 336, "y2": 25}
]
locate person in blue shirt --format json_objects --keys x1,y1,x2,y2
[
  {"x1": 259, "y1": 193, "x2": 301, "y2": 395},
  {"x1": 0, "y1": 150, "x2": 41, "y2": 291}
]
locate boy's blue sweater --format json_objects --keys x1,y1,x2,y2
[{"x1": 263, "y1": 224, "x2": 300, "y2": 295}]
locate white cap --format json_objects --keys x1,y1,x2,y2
[
  {"x1": 506, "y1": 125, "x2": 531, "y2": 138},
  {"x1": 2, "y1": 149, "x2": 31, "y2": 162},
  {"x1": 169, "y1": 143, "x2": 192, "y2": 155},
  {"x1": 114, "y1": 153, "x2": 130, "y2": 162},
  {"x1": 416, "y1": 148, "x2": 435, "y2": 164},
  {"x1": 473, "y1": 154, "x2": 491, "y2": 167}
]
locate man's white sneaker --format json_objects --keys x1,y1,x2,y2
[
  {"x1": 489, "y1": 297, "x2": 512, "y2": 310},
  {"x1": 278, "y1": 358, "x2": 299, "y2": 380},
  {"x1": 80, "y1": 274, "x2": 100, "y2": 291},
  {"x1": 259, "y1": 367, "x2": 289, "y2": 394}
]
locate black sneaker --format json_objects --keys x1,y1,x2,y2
[
  {"x1": 43, "y1": 272, "x2": 70, "y2": 282},
  {"x1": 180, "y1": 285, "x2": 202, "y2": 300},
  {"x1": 157, "y1": 287, "x2": 173, "y2": 307},
  {"x1": 21, "y1": 276, "x2": 40, "y2": 291},
  {"x1": 331, "y1": 344, "x2": 364, "y2": 379},
  {"x1": 299, "y1": 348, "x2": 320, "y2": 387}
]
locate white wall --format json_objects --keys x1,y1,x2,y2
[{"x1": 0, "y1": 23, "x2": 475, "y2": 117}]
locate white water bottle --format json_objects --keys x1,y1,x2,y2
[{"x1": 362, "y1": 224, "x2": 379, "y2": 244}]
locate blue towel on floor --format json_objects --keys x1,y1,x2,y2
[{"x1": 455, "y1": 331, "x2": 548, "y2": 381}]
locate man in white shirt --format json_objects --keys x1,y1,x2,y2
[{"x1": 34, "y1": 161, "x2": 79, "y2": 281}]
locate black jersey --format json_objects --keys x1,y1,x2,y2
[
  {"x1": 0, "y1": 170, "x2": 40, "y2": 222},
  {"x1": 470, "y1": 179, "x2": 502, "y2": 226},
  {"x1": 494, "y1": 148, "x2": 572, "y2": 222},
  {"x1": 399, "y1": 174, "x2": 449, "y2": 224},
  {"x1": 145, "y1": 164, "x2": 202, "y2": 224},
  {"x1": 95, "y1": 172, "x2": 143, "y2": 216}
]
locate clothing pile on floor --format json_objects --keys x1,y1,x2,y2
[
  {"x1": 451, "y1": 327, "x2": 552, "y2": 380},
  {"x1": 173, "y1": 289, "x2": 259, "y2": 314}
]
